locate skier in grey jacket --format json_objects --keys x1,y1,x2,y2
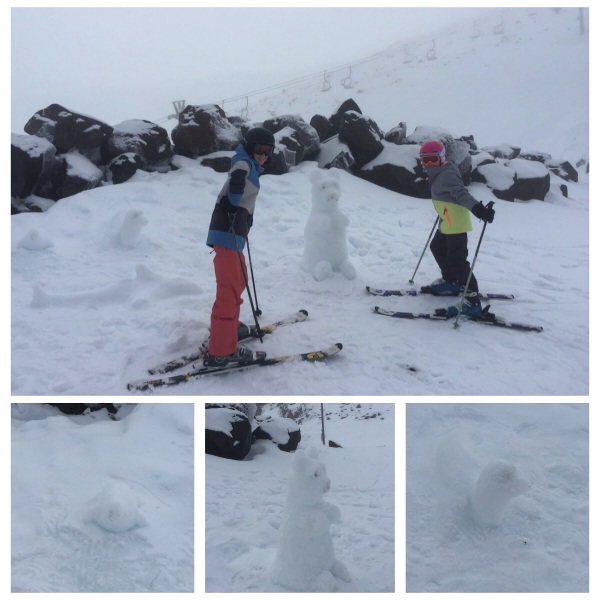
[{"x1": 419, "y1": 140, "x2": 495, "y2": 317}]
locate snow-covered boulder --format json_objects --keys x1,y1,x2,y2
[
  {"x1": 24, "y1": 103, "x2": 113, "y2": 165},
  {"x1": 11, "y1": 133, "x2": 59, "y2": 210},
  {"x1": 339, "y1": 110, "x2": 384, "y2": 170},
  {"x1": 263, "y1": 114, "x2": 321, "y2": 163},
  {"x1": 253, "y1": 415, "x2": 301, "y2": 452},
  {"x1": 171, "y1": 104, "x2": 242, "y2": 158},
  {"x1": 271, "y1": 446, "x2": 351, "y2": 591},
  {"x1": 507, "y1": 157, "x2": 551, "y2": 200},
  {"x1": 102, "y1": 119, "x2": 173, "y2": 173},
  {"x1": 205, "y1": 407, "x2": 253, "y2": 461}
]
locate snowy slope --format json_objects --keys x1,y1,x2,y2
[
  {"x1": 205, "y1": 403, "x2": 395, "y2": 592},
  {"x1": 11, "y1": 403, "x2": 194, "y2": 592},
  {"x1": 10, "y1": 7, "x2": 588, "y2": 396}
]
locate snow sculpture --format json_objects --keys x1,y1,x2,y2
[
  {"x1": 300, "y1": 169, "x2": 356, "y2": 281},
  {"x1": 271, "y1": 446, "x2": 351, "y2": 592},
  {"x1": 84, "y1": 481, "x2": 147, "y2": 532},
  {"x1": 469, "y1": 460, "x2": 528, "y2": 527},
  {"x1": 110, "y1": 208, "x2": 148, "y2": 247}
]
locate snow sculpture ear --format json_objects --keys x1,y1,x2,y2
[{"x1": 292, "y1": 449, "x2": 309, "y2": 474}]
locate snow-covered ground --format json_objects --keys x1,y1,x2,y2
[
  {"x1": 10, "y1": 403, "x2": 194, "y2": 593},
  {"x1": 407, "y1": 402, "x2": 588, "y2": 592},
  {"x1": 205, "y1": 403, "x2": 395, "y2": 592},
  {"x1": 10, "y1": 7, "x2": 589, "y2": 396}
]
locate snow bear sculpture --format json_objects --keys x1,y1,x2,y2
[
  {"x1": 469, "y1": 460, "x2": 528, "y2": 527},
  {"x1": 300, "y1": 169, "x2": 356, "y2": 281},
  {"x1": 271, "y1": 446, "x2": 351, "y2": 592},
  {"x1": 84, "y1": 481, "x2": 147, "y2": 533}
]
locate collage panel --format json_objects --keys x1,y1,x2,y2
[
  {"x1": 10, "y1": 402, "x2": 194, "y2": 593},
  {"x1": 205, "y1": 402, "x2": 395, "y2": 592},
  {"x1": 406, "y1": 402, "x2": 589, "y2": 593}
]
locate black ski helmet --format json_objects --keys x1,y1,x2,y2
[{"x1": 243, "y1": 126, "x2": 275, "y2": 158}]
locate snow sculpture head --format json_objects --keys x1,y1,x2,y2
[
  {"x1": 289, "y1": 445, "x2": 331, "y2": 503},
  {"x1": 300, "y1": 169, "x2": 356, "y2": 282},
  {"x1": 270, "y1": 446, "x2": 351, "y2": 592},
  {"x1": 470, "y1": 460, "x2": 528, "y2": 527},
  {"x1": 310, "y1": 168, "x2": 341, "y2": 208},
  {"x1": 84, "y1": 481, "x2": 147, "y2": 533}
]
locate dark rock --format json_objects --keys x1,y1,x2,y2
[
  {"x1": 48, "y1": 403, "x2": 118, "y2": 415},
  {"x1": 252, "y1": 415, "x2": 301, "y2": 452},
  {"x1": 481, "y1": 144, "x2": 521, "y2": 160},
  {"x1": 318, "y1": 135, "x2": 354, "y2": 171},
  {"x1": 263, "y1": 115, "x2": 321, "y2": 162},
  {"x1": 384, "y1": 122, "x2": 407, "y2": 145},
  {"x1": 11, "y1": 133, "x2": 59, "y2": 202},
  {"x1": 171, "y1": 104, "x2": 241, "y2": 158},
  {"x1": 546, "y1": 159, "x2": 579, "y2": 183},
  {"x1": 102, "y1": 120, "x2": 173, "y2": 172},
  {"x1": 106, "y1": 152, "x2": 144, "y2": 184},
  {"x1": 339, "y1": 111, "x2": 384, "y2": 170},
  {"x1": 310, "y1": 114, "x2": 333, "y2": 142},
  {"x1": 24, "y1": 103, "x2": 113, "y2": 164},
  {"x1": 329, "y1": 98, "x2": 362, "y2": 134},
  {"x1": 200, "y1": 152, "x2": 235, "y2": 173},
  {"x1": 507, "y1": 158, "x2": 551, "y2": 200},
  {"x1": 205, "y1": 407, "x2": 253, "y2": 461}
]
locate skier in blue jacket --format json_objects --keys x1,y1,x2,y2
[{"x1": 204, "y1": 127, "x2": 275, "y2": 367}]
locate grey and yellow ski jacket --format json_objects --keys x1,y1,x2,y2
[{"x1": 425, "y1": 162, "x2": 478, "y2": 234}]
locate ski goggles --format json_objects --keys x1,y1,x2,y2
[
  {"x1": 420, "y1": 154, "x2": 442, "y2": 167},
  {"x1": 253, "y1": 144, "x2": 274, "y2": 157}
]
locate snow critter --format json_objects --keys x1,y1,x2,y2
[
  {"x1": 300, "y1": 168, "x2": 356, "y2": 281},
  {"x1": 469, "y1": 460, "x2": 529, "y2": 527},
  {"x1": 84, "y1": 481, "x2": 147, "y2": 532},
  {"x1": 271, "y1": 446, "x2": 351, "y2": 592}
]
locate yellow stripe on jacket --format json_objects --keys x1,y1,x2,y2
[{"x1": 433, "y1": 199, "x2": 473, "y2": 234}]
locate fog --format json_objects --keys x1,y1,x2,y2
[{"x1": 11, "y1": 6, "x2": 497, "y2": 130}]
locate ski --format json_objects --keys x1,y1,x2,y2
[
  {"x1": 366, "y1": 285, "x2": 514, "y2": 300},
  {"x1": 373, "y1": 306, "x2": 543, "y2": 332},
  {"x1": 147, "y1": 309, "x2": 309, "y2": 374},
  {"x1": 127, "y1": 343, "x2": 343, "y2": 392}
]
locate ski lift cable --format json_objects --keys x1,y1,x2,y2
[{"x1": 156, "y1": 8, "x2": 505, "y2": 120}]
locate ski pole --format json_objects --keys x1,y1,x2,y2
[
  {"x1": 409, "y1": 216, "x2": 439, "y2": 284},
  {"x1": 229, "y1": 214, "x2": 264, "y2": 343},
  {"x1": 453, "y1": 201, "x2": 495, "y2": 329},
  {"x1": 245, "y1": 237, "x2": 262, "y2": 317}
]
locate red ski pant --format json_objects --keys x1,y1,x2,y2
[{"x1": 208, "y1": 246, "x2": 247, "y2": 357}]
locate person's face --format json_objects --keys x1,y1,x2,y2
[
  {"x1": 253, "y1": 143, "x2": 273, "y2": 166},
  {"x1": 254, "y1": 152, "x2": 269, "y2": 166}
]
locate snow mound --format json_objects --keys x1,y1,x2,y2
[{"x1": 84, "y1": 481, "x2": 147, "y2": 533}]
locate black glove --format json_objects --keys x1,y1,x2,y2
[{"x1": 472, "y1": 201, "x2": 495, "y2": 223}]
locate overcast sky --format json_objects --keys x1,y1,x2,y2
[{"x1": 11, "y1": 6, "x2": 497, "y2": 130}]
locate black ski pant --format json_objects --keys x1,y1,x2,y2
[{"x1": 430, "y1": 230, "x2": 478, "y2": 292}]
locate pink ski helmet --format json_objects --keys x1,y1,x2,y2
[{"x1": 419, "y1": 140, "x2": 446, "y2": 166}]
